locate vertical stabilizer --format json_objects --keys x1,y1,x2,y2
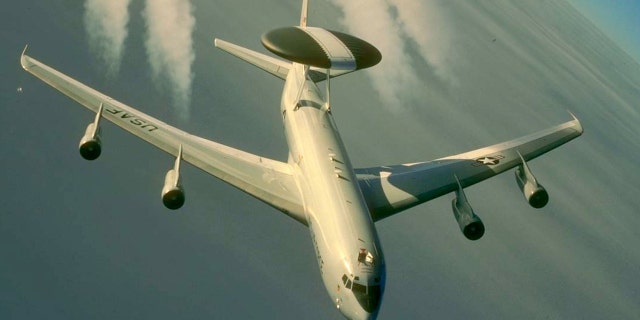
[{"x1": 300, "y1": 0, "x2": 308, "y2": 27}]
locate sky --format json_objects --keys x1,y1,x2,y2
[
  {"x1": 1, "y1": 1, "x2": 639, "y2": 319},
  {"x1": 568, "y1": 0, "x2": 640, "y2": 62}
]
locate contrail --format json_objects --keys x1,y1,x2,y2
[
  {"x1": 390, "y1": 0, "x2": 458, "y2": 85},
  {"x1": 143, "y1": 0, "x2": 196, "y2": 121},
  {"x1": 84, "y1": 0, "x2": 132, "y2": 77},
  {"x1": 331, "y1": 0, "x2": 419, "y2": 111},
  {"x1": 330, "y1": 0, "x2": 457, "y2": 110}
]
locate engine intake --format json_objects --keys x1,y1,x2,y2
[
  {"x1": 78, "y1": 104, "x2": 103, "y2": 160},
  {"x1": 515, "y1": 153, "x2": 548, "y2": 208},
  {"x1": 452, "y1": 177, "x2": 485, "y2": 241},
  {"x1": 79, "y1": 123, "x2": 101, "y2": 160},
  {"x1": 162, "y1": 169, "x2": 185, "y2": 209}
]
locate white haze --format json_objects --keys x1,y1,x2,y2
[
  {"x1": 83, "y1": 0, "x2": 131, "y2": 77},
  {"x1": 143, "y1": 0, "x2": 196, "y2": 121}
]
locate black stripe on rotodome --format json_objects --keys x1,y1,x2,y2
[
  {"x1": 328, "y1": 30, "x2": 382, "y2": 69},
  {"x1": 261, "y1": 27, "x2": 331, "y2": 68}
]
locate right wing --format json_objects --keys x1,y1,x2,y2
[
  {"x1": 356, "y1": 116, "x2": 583, "y2": 222},
  {"x1": 21, "y1": 49, "x2": 306, "y2": 224}
]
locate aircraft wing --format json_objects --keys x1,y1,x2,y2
[
  {"x1": 356, "y1": 117, "x2": 583, "y2": 222},
  {"x1": 20, "y1": 50, "x2": 306, "y2": 224}
]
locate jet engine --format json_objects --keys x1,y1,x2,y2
[
  {"x1": 514, "y1": 153, "x2": 548, "y2": 208},
  {"x1": 162, "y1": 145, "x2": 185, "y2": 210},
  {"x1": 452, "y1": 177, "x2": 485, "y2": 241},
  {"x1": 78, "y1": 104, "x2": 103, "y2": 160}
]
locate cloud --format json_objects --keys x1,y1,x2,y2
[
  {"x1": 143, "y1": 0, "x2": 196, "y2": 121},
  {"x1": 83, "y1": 0, "x2": 132, "y2": 77}
]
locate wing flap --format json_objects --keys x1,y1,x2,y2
[
  {"x1": 356, "y1": 117, "x2": 583, "y2": 221},
  {"x1": 21, "y1": 52, "x2": 306, "y2": 224}
]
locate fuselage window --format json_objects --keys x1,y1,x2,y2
[{"x1": 346, "y1": 279, "x2": 352, "y2": 289}]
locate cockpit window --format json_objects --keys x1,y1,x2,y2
[
  {"x1": 352, "y1": 284, "x2": 381, "y2": 313},
  {"x1": 352, "y1": 282, "x2": 366, "y2": 294},
  {"x1": 341, "y1": 274, "x2": 353, "y2": 289},
  {"x1": 342, "y1": 273, "x2": 382, "y2": 312}
]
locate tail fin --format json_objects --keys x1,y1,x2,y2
[
  {"x1": 300, "y1": 0, "x2": 308, "y2": 27},
  {"x1": 214, "y1": 38, "x2": 291, "y2": 80}
]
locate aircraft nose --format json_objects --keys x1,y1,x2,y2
[
  {"x1": 338, "y1": 284, "x2": 382, "y2": 319},
  {"x1": 352, "y1": 283, "x2": 382, "y2": 313},
  {"x1": 340, "y1": 309, "x2": 377, "y2": 320}
]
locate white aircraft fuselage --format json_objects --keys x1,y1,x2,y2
[{"x1": 282, "y1": 63, "x2": 385, "y2": 319}]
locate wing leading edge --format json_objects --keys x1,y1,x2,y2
[
  {"x1": 20, "y1": 50, "x2": 306, "y2": 224},
  {"x1": 356, "y1": 117, "x2": 583, "y2": 222}
]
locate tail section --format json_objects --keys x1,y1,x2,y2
[
  {"x1": 300, "y1": 0, "x2": 308, "y2": 27},
  {"x1": 214, "y1": 0, "x2": 381, "y2": 81}
]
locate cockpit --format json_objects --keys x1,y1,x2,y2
[{"x1": 341, "y1": 274, "x2": 382, "y2": 313}]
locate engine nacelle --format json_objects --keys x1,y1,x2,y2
[
  {"x1": 162, "y1": 169, "x2": 185, "y2": 210},
  {"x1": 515, "y1": 155, "x2": 549, "y2": 209},
  {"x1": 78, "y1": 103, "x2": 104, "y2": 160},
  {"x1": 161, "y1": 145, "x2": 185, "y2": 210},
  {"x1": 452, "y1": 179, "x2": 485, "y2": 241},
  {"x1": 79, "y1": 122, "x2": 101, "y2": 160}
]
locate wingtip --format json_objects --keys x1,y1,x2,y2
[
  {"x1": 567, "y1": 110, "x2": 584, "y2": 135},
  {"x1": 20, "y1": 44, "x2": 30, "y2": 70}
]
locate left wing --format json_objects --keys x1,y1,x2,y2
[
  {"x1": 20, "y1": 49, "x2": 306, "y2": 224},
  {"x1": 356, "y1": 117, "x2": 583, "y2": 222}
]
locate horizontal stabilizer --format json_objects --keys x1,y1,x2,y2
[{"x1": 214, "y1": 38, "x2": 291, "y2": 80}]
